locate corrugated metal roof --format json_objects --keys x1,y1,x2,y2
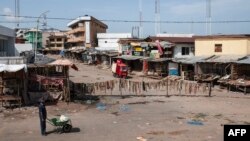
[
  {"x1": 235, "y1": 56, "x2": 250, "y2": 64},
  {"x1": 194, "y1": 34, "x2": 250, "y2": 39},
  {"x1": 173, "y1": 56, "x2": 210, "y2": 64},
  {"x1": 114, "y1": 55, "x2": 144, "y2": 60},
  {"x1": 198, "y1": 55, "x2": 246, "y2": 63},
  {"x1": 146, "y1": 36, "x2": 194, "y2": 44},
  {"x1": 144, "y1": 58, "x2": 171, "y2": 62}
]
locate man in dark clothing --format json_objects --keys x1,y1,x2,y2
[{"x1": 38, "y1": 99, "x2": 47, "y2": 136}]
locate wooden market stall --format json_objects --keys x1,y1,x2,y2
[
  {"x1": 28, "y1": 59, "x2": 78, "y2": 103},
  {"x1": 0, "y1": 63, "x2": 27, "y2": 107},
  {"x1": 225, "y1": 56, "x2": 250, "y2": 94}
]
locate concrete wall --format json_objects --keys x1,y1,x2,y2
[
  {"x1": 173, "y1": 44, "x2": 194, "y2": 58},
  {"x1": 248, "y1": 39, "x2": 250, "y2": 55},
  {"x1": 0, "y1": 25, "x2": 15, "y2": 56},
  {"x1": 97, "y1": 33, "x2": 132, "y2": 50},
  {"x1": 195, "y1": 38, "x2": 249, "y2": 56}
]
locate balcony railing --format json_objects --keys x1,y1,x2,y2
[
  {"x1": 67, "y1": 27, "x2": 85, "y2": 35},
  {"x1": 67, "y1": 36, "x2": 85, "y2": 43}
]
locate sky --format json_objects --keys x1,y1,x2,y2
[{"x1": 0, "y1": 0, "x2": 250, "y2": 37}]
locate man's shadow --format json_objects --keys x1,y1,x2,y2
[{"x1": 46, "y1": 127, "x2": 81, "y2": 134}]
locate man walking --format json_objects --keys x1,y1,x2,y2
[{"x1": 38, "y1": 99, "x2": 47, "y2": 136}]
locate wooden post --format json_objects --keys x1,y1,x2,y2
[
  {"x1": 209, "y1": 82, "x2": 212, "y2": 97},
  {"x1": 166, "y1": 79, "x2": 169, "y2": 97}
]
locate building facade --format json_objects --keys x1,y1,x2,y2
[
  {"x1": 97, "y1": 33, "x2": 132, "y2": 51},
  {"x1": 0, "y1": 25, "x2": 15, "y2": 56},
  {"x1": 67, "y1": 16, "x2": 108, "y2": 48},
  {"x1": 24, "y1": 28, "x2": 42, "y2": 49},
  {"x1": 47, "y1": 32, "x2": 67, "y2": 50},
  {"x1": 146, "y1": 36, "x2": 195, "y2": 58},
  {"x1": 195, "y1": 35, "x2": 250, "y2": 56}
]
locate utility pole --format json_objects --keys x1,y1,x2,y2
[
  {"x1": 139, "y1": 0, "x2": 143, "y2": 38},
  {"x1": 155, "y1": 0, "x2": 161, "y2": 35},
  {"x1": 14, "y1": 0, "x2": 20, "y2": 28}
]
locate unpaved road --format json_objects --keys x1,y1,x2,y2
[
  {"x1": 1, "y1": 61, "x2": 249, "y2": 141},
  {"x1": 1, "y1": 93, "x2": 250, "y2": 141}
]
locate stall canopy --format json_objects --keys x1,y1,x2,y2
[
  {"x1": 49, "y1": 59, "x2": 78, "y2": 71},
  {"x1": 198, "y1": 55, "x2": 246, "y2": 63},
  {"x1": 173, "y1": 56, "x2": 211, "y2": 64},
  {"x1": 235, "y1": 56, "x2": 250, "y2": 64},
  {"x1": 0, "y1": 64, "x2": 27, "y2": 72},
  {"x1": 114, "y1": 55, "x2": 144, "y2": 61}
]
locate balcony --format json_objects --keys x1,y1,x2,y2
[
  {"x1": 67, "y1": 27, "x2": 85, "y2": 35},
  {"x1": 67, "y1": 36, "x2": 85, "y2": 43}
]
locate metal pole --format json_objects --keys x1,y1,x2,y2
[
  {"x1": 34, "y1": 19, "x2": 39, "y2": 61},
  {"x1": 34, "y1": 11, "x2": 49, "y2": 62}
]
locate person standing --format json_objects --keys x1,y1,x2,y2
[{"x1": 38, "y1": 99, "x2": 47, "y2": 136}]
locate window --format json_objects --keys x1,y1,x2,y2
[
  {"x1": 57, "y1": 38, "x2": 62, "y2": 42},
  {"x1": 181, "y1": 47, "x2": 190, "y2": 55},
  {"x1": 215, "y1": 44, "x2": 222, "y2": 52}
]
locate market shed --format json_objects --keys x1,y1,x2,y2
[
  {"x1": 224, "y1": 56, "x2": 250, "y2": 94},
  {"x1": 142, "y1": 58, "x2": 171, "y2": 78},
  {"x1": 0, "y1": 57, "x2": 27, "y2": 107},
  {"x1": 27, "y1": 58, "x2": 78, "y2": 104},
  {"x1": 113, "y1": 55, "x2": 144, "y2": 72},
  {"x1": 196, "y1": 55, "x2": 246, "y2": 82},
  {"x1": 173, "y1": 56, "x2": 211, "y2": 80}
]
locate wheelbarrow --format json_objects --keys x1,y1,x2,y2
[{"x1": 46, "y1": 116, "x2": 72, "y2": 133}]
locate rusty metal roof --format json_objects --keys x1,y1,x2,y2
[{"x1": 145, "y1": 36, "x2": 195, "y2": 44}]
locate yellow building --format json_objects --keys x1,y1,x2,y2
[{"x1": 195, "y1": 35, "x2": 250, "y2": 56}]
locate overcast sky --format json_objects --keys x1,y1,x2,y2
[{"x1": 0, "y1": 0, "x2": 250, "y2": 36}]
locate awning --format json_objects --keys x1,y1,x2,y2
[
  {"x1": 198, "y1": 55, "x2": 246, "y2": 63},
  {"x1": 235, "y1": 56, "x2": 250, "y2": 64},
  {"x1": 0, "y1": 64, "x2": 27, "y2": 72},
  {"x1": 143, "y1": 57, "x2": 171, "y2": 62},
  {"x1": 173, "y1": 56, "x2": 211, "y2": 64},
  {"x1": 49, "y1": 59, "x2": 78, "y2": 71},
  {"x1": 114, "y1": 55, "x2": 144, "y2": 61}
]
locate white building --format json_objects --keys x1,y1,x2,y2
[
  {"x1": 0, "y1": 25, "x2": 15, "y2": 56},
  {"x1": 97, "y1": 33, "x2": 132, "y2": 51}
]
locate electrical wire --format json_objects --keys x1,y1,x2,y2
[{"x1": 1, "y1": 14, "x2": 250, "y2": 24}]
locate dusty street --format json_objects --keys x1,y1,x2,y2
[{"x1": 0, "y1": 63, "x2": 250, "y2": 141}]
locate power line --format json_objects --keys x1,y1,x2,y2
[
  {"x1": 0, "y1": 14, "x2": 250, "y2": 24},
  {"x1": 0, "y1": 21, "x2": 36, "y2": 23}
]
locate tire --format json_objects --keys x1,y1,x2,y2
[{"x1": 62, "y1": 124, "x2": 72, "y2": 133}]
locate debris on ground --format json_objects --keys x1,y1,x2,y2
[
  {"x1": 119, "y1": 104, "x2": 130, "y2": 112},
  {"x1": 136, "y1": 136, "x2": 147, "y2": 141},
  {"x1": 168, "y1": 130, "x2": 188, "y2": 135},
  {"x1": 187, "y1": 120, "x2": 204, "y2": 126},
  {"x1": 128, "y1": 101, "x2": 149, "y2": 105},
  {"x1": 153, "y1": 100, "x2": 165, "y2": 103},
  {"x1": 147, "y1": 131, "x2": 165, "y2": 135},
  {"x1": 96, "y1": 103, "x2": 107, "y2": 111}
]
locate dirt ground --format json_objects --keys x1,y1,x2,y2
[{"x1": 1, "y1": 62, "x2": 250, "y2": 141}]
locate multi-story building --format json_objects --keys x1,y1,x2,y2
[
  {"x1": 24, "y1": 28, "x2": 42, "y2": 49},
  {"x1": 0, "y1": 25, "x2": 15, "y2": 56},
  {"x1": 67, "y1": 15, "x2": 108, "y2": 48},
  {"x1": 47, "y1": 32, "x2": 67, "y2": 50},
  {"x1": 42, "y1": 28, "x2": 61, "y2": 48}
]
